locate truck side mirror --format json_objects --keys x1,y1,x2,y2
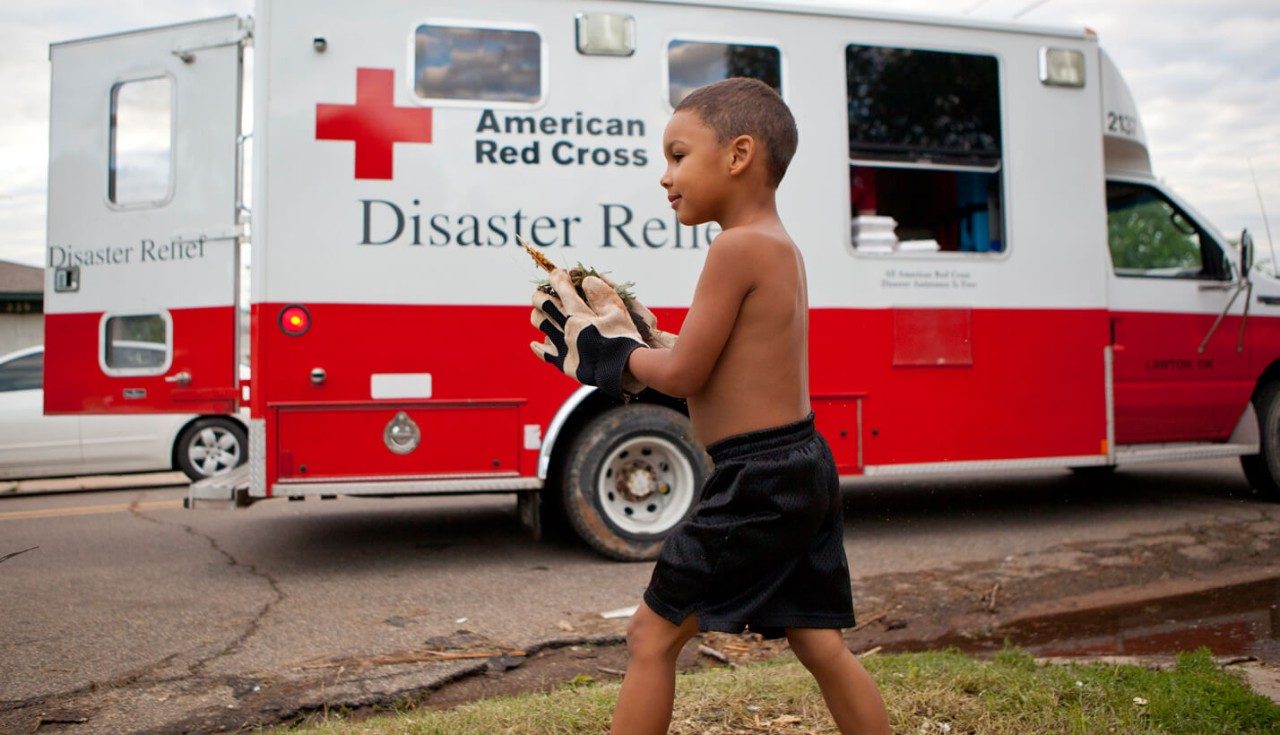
[{"x1": 1241, "y1": 229, "x2": 1254, "y2": 280}]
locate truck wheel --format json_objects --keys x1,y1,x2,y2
[
  {"x1": 1241, "y1": 382, "x2": 1280, "y2": 501},
  {"x1": 176, "y1": 417, "x2": 248, "y2": 482},
  {"x1": 561, "y1": 404, "x2": 711, "y2": 561}
]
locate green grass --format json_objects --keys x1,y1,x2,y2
[{"x1": 271, "y1": 647, "x2": 1279, "y2": 734}]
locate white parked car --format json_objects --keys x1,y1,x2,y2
[{"x1": 0, "y1": 345, "x2": 248, "y2": 482}]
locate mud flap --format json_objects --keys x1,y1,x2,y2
[
  {"x1": 517, "y1": 490, "x2": 543, "y2": 541},
  {"x1": 184, "y1": 465, "x2": 255, "y2": 510}
]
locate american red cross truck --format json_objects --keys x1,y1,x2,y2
[{"x1": 43, "y1": 0, "x2": 1280, "y2": 560}]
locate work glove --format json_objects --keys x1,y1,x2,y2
[
  {"x1": 530, "y1": 269, "x2": 647, "y2": 399},
  {"x1": 597, "y1": 272, "x2": 678, "y2": 350}
]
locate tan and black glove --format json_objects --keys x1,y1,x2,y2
[{"x1": 530, "y1": 269, "x2": 647, "y2": 399}]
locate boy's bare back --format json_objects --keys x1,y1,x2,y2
[{"x1": 685, "y1": 224, "x2": 811, "y2": 447}]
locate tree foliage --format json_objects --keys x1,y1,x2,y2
[
  {"x1": 724, "y1": 45, "x2": 781, "y2": 92},
  {"x1": 846, "y1": 45, "x2": 1000, "y2": 165},
  {"x1": 1108, "y1": 199, "x2": 1201, "y2": 272}
]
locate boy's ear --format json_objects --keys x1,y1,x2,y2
[{"x1": 726, "y1": 134, "x2": 757, "y2": 178}]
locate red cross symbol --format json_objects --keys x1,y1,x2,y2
[{"x1": 315, "y1": 68, "x2": 432, "y2": 180}]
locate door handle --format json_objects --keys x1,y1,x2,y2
[{"x1": 165, "y1": 371, "x2": 192, "y2": 385}]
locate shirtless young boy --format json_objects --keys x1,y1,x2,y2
[{"x1": 530, "y1": 77, "x2": 889, "y2": 735}]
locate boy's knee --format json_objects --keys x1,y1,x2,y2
[
  {"x1": 786, "y1": 629, "x2": 847, "y2": 671},
  {"x1": 626, "y1": 608, "x2": 695, "y2": 660}
]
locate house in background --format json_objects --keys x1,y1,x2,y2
[{"x1": 0, "y1": 260, "x2": 43, "y2": 355}]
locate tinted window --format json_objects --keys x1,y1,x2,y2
[
  {"x1": 109, "y1": 76, "x2": 172, "y2": 205},
  {"x1": 850, "y1": 166, "x2": 1004, "y2": 253},
  {"x1": 1106, "y1": 182, "x2": 1228, "y2": 279},
  {"x1": 668, "y1": 40, "x2": 781, "y2": 107},
  {"x1": 109, "y1": 344, "x2": 168, "y2": 369},
  {"x1": 846, "y1": 45, "x2": 1000, "y2": 167},
  {"x1": 104, "y1": 314, "x2": 168, "y2": 371},
  {"x1": 0, "y1": 353, "x2": 42, "y2": 392},
  {"x1": 414, "y1": 25, "x2": 541, "y2": 103}
]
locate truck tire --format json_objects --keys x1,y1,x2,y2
[
  {"x1": 176, "y1": 417, "x2": 248, "y2": 482},
  {"x1": 561, "y1": 404, "x2": 711, "y2": 561},
  {"x1": 1241, "y1": 382, "x2": 1280, "y2": 501}
]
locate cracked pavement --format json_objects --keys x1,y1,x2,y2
[
  {"x1": 1, "y1": 457, "x2": 1279, "y2": 733},
  {"x1": 126, "y1": 504, "x2": 287, "y2": 679}
]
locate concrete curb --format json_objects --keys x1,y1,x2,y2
[{"x1": 0, "y1": 471, "x2": 188, "y2": 498}]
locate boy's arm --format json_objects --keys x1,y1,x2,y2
[{"x1": 627, "y1": 231, "x2": 755, "y2": 398}]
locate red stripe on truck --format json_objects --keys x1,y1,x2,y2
[{"x1": 249, "y1": 302, "x2": 1121, "y2": 489}]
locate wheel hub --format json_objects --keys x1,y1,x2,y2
[
  {"x1": 597, "y1": 435, "x2": 693, "y2": 535},
  {"x1": 615, "y1": 460, "x2": 671, "y2": 503},
  {"x1": 189, "y1": 427, "x2": 240, "y2": 476}
]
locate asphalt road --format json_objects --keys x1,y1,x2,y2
[{"x1": 1, "y1": 458, "x2": 1277, "y2": 732}]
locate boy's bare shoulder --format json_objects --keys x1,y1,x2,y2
[
  {"x1": 714, "y1": 223, "x2": 794, "y2": 251},
  {"x1": 706, "y1": 227, "x2": 793, "y2": 267},
  {"x1": 696, "y1": 227, "x2": 756, "y2": 298},
  {"x1": 715, "y1": 227, "x2": 800, "y2": 297},
  {"x1": 703, "y1": 225, "x2": 794, "y2": 287}
]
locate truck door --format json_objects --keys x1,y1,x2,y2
[
  {"x1": 1106, "y1": 180, "x2": 1254, "y2": 443},
  {"x1": 44, "y1": 16, "x2": 247, "y2": 415}
]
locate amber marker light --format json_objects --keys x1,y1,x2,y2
[{"x1": 279, "y1": 304, "x2": 311, "y2": 336}]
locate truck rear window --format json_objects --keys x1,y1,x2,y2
[
  {"x1": 108, "y1": 76, "x2": 172, "y2": 206},
  {"x1": 413, "y1": 24, "x2": 542, "y2": 104},
  {"x1": 668, "y1": 40, "x2": 781, "y2": 107},
  {"x1": 102, "y1": 313, "x2": 170, "y2": 374}
]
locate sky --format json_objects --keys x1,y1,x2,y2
[{"x1": 2, "y1": 0, "x2": 1278, "y2": 269}]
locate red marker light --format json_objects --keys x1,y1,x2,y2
[{"x1": 279, "y1": 305, "x2": 311, "y2": 336}]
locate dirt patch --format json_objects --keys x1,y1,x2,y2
[
  {"x1": 841, "y1": 509, "x2": 1280, "y2": 655},
  {"x1": 421, "y1": 642, "x2": 633, "y2": 709}
]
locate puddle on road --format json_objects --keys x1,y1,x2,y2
[{"x1": 898, "y1": 576, "x2": 1280, "y2": 660}]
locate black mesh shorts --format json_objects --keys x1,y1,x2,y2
[{"x1": 643, "y1": 411, "x2": 855, "y2": 640}]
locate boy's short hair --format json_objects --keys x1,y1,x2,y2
[{"x1": 674, "y1": 77, "x2": 798, "y2": 188}]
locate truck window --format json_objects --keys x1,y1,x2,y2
[
  {"x1": 1106, "y1": 181, "x2": 1230, "y2": 280},
  {"x1": 413, "y1": 24, "x2": 542, "y2": 104},
  {"x1": 108, "y1": 76, "x2": 172, "y2": 206},
  {"x1": 668, "y1": 40, "x2": 781, "y2": 107},
  {"x1": 102, "y1": 314, "x2": 170, "y2": 374},
  {"x1": 0, "y1": 353, "x2": 42, "y2": 392},
  {"x1": 845, "y1": 45, "x2": 1004, "y2": 254}
]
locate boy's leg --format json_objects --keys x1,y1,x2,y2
[
  {"x1": 785, "y1": 627, "x2": 891, "y2": 735},
  {"x1": 611, "y1": 601, "x2": 700, "y2": 735}
]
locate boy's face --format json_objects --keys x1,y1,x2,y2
[{"x1": 660, "y1": 110, "x2": 730, "y2": 226}]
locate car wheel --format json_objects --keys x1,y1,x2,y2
[
  {"x1": 561, "y1": 404, "x2": 711, "y2": 561},
  {"x1": 1241, "y1": 382, "x2": 1280, "y2": 501},
  {"x1": 176, "y1": 418, "x2": 248, "y2": 482}
]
